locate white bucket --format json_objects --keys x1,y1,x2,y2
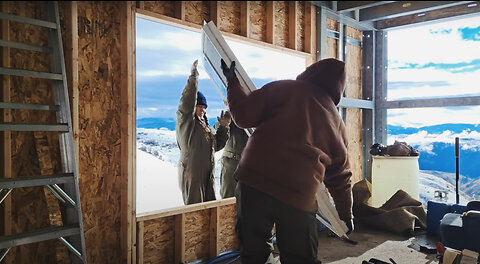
[{"x1": 371, "y1": 156, "x2": 420, "y2": 207}]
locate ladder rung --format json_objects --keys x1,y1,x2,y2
[
  {"x1": 0, "y1": 173, "x2": 74, "y2": 189},
  {"x1": 0, "y1": 67, "x2": 62, "y2": 80},
  {"x1": 0, "y1": 39, "x2": 52, "y2": 53},
  {"x1": 0, "y1": 102, "x2": 59, "y2": 111},
  {"x1": 0, "y1": 225, "x2": 80, "y2": 249},
  {"x1": 0, "y1": 123, "x2": 69, "y2": 132},
  {"x1": 0, "y1": 12, "x2": 56, "y2": 29}
]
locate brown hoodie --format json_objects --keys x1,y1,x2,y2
[{"x1": 226, "y1": 58, "x2": 353, "y2": 221}]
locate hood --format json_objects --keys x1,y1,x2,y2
[{"x1": 296, "y1": 58, "x2": 346, "y2": 105}]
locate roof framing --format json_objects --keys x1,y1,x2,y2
[{"x1": 311, "y1": 1, "x2": 480, "y2": 30}]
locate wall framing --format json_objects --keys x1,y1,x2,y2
[{"x1": 0, "y1": 1, "x2": 367, "y2": 263}]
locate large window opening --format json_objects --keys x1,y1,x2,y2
[
  {"x1": 135, "y1": 17, "x2": 307, "y2": 214},
  {"x1": 387, "y1": 15, "x2": 480, "y2": 206}
]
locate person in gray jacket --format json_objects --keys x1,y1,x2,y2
[
  {"x1": 215, "y1": 112, "x2": 249, "y2": 198},
  {"x1": 176, "y1": 60, "x2": 231, "y2": 205}
]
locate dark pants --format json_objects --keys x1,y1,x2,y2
[{"x1": 235, "y1": 182, "x2": 322, "y2": 264}]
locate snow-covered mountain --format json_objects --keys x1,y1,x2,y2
[{"x1": 136, "y1": 127, "x2": 479, "y2": 214}]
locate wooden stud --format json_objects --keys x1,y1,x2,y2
[
  {"x1": 266, "y1": 1, "x2": 274, "y2": 44},
  {"x1": 209, "y1": 207, "x2": 219, "y2": 258},
  {"x1": 137, "y1": 221, "x2": 144, "y2": 264},
  {"x1": 0, "y1": 1, "x2": 11, "y2": 240},
  {"x1": 210, "y1": 1, "x2": 219, "y2": 27},
  {"x1": 174, "y1": 214, "x2": 186, "y2": 264},
  {"x1": 240, "y1": 1, "x2": 249, "y2": 38},
  {"x1": 174, "y1": 1, "x2": 185, "y2": 21},
  {"x1": 138, "y1": 1, "x2": 145, "y2": 10},
  {"x1": 120, "y1": 2, "x2": 137, "y2": 264},
  {"x1": 288, "y1": 1, "x2": 298, "y2": 50}
]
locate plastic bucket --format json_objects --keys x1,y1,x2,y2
[{"x1": 371, "y1": 156, "x2": 420, "y2": 207}]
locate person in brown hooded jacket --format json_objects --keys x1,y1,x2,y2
[{"x1": 221, "y1": 58, "x2": 354, "y2": 264}]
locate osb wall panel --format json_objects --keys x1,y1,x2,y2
[
  {"x1": 143, "y1": 1, "x2": 175, "y2": 17},
  {"x1": 345, "y1": 26, "x2": 363, "y2": 183},
  {"x1": 326, "y1": 37, "x2": 337, "y2": 59},
  {"x1": 4, "y1": 1, "x2": 59, "y2": 263},
  {"x1": 347, "y1": 25, "x2": 363, "y2": 41},
  {"x1": 143, "y1": 217, "x2": 175, "y2": 264},
  {"x1": 218, "y1": 204, "x2": 237, "y2": 253},
  {"x1": 346, "y1": 108, "x2": 363, "y2": 183},
  {"x1": 327, "y1": 17, "x2": 338, "y2": 31},
  {"x1": 218, "y1": 1, "x2": 241, "y2": 35},
  {"x1": 249, "y1": 1, "x2": 267, "y2": 42},
  {"x1": 77, "y1": 2, "x2": 123, "y2": 263},
  {"x1": 326, "y1": 18, "x2": 338, "y2": 59},
  {"x1": 185, "y1": 210, "x2": 211, "y2": 262},
  {"x1": 274, "y1": 1, "x2": 288, "y2": 47},
  {"x1": 185, "y1": 1, "x2": 210, "y2": 25},
  {"x1": 296, "y1": 1, "x2": 305, "y2": 52}
]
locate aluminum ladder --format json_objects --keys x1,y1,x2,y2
[{"x1": 0, "y1": 2, "x2": 86, "y2": 263}]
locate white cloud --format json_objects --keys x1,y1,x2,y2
[
  {"x1": 387, "y1": 15, "x2": 480, "y2": 65},
  {"x1": 389, "y1": 129, "x2": 480, "y2": 153},
  {"x1": 387, "y1": 106, "x2": 480, "y2": 128}
]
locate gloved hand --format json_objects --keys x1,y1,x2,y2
[
  {"x1": 191, "y1": 59, "x2": 199, "y2": 78},
  {"x1": 217, "y1": 110, "x2": 231, "y2": 128},
  {"x1": 220, "y1": 59, "x2": 236, "y2": 81},
  {"x1": 344, "y1": 219, "x2": 354, "y2": 235}
]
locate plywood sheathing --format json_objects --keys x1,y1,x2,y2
[
  {"x1": 77, "y1": 2, "x2": 123, "y2": 263},
  {"x1": 218, "y1": 1, "x2": 241, "y2": 35},
  {"x1": 4, "y1": 1, "x2": 59, "y2": 263},
  {"x1": 345, "y1": 26, "x2": 363, "y2": 184},
  {"x1": 326, "y1": 18, "x2": 338, "y2": 59},
  {"x1": 273, "y1": 1, "x2": 288, "y2": 47},
  {"x1": 218, "y1": 204, "x2": 237, "y2": 253},
  {"x1": 185, "y1": 210, "x2": 211, "y2": 262},
  {"x1": 185, "y1": 1, "x2": 210, "y2": 25},
  {"x1": 249, "y1": 1, "x2": 267, "y2": 42},
  {"x1": 143, "y1": 217, "x2": 175, "y2": 264},
  {"x1": 143, "y1": 1, "x2": 175, "y2": 17}
]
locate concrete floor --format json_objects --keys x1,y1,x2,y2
[
  {"x1": 216, "y1": 223, "x2": 440, "y2": 264},
  {"x1": 316, "y1": 223, "x2": 439, "y2": 264}
]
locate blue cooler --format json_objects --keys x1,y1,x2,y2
[
  {"x1": 427, "y1": 201, "x2": 467, "y2": 237},
  {"x1": 439, "y1": 201, "x2": 480, "y2": 253}
]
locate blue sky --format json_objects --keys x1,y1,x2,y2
[
  {"x1": 387, "y1": 14, "x2": 480, "y2": 128},
  {"x1": 135, "y1": 17, "x2": 306, "y2": 120}
]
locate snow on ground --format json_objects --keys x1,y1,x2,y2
[
  {"x1": 136, "y1": 128, "x2": 224, "y2": 214},
  {"x1": 136, "y1": 127, "x2": 475, "y2": 214}
]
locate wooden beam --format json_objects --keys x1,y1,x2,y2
[
  {"x1": 174, "y1": 214, "x2": 186, "y2": 264},
  {"x1": 305, "y1": 2, "x2": 317, "y2": 64},
  {"x1": 210, "y1": 1, "x2": 219, "y2": 27},
  {"x1": 360, "y1": 1, "x2": 474, "y2": 22},
  {"x1": 0, "y1": 1, "x2": 11, "y2": 240},
  {"x1": 137, "y1": 221, "x2": 144, "y2": 264},
  {"x1": 376, "y1": 2, "x2": 480, "y2": 29},
  {"x1": 137, "y1": 1, "x2": 145, "y2": 10},
  {"x1": 174, "y1": 1, "x2": 185, "y2": 21},
  {"x1": 209, "y1": 207, "x2": 219, "y2": 258},
  {"x1": 288, "y1": 1, "x2": 298, "y2": 50},
  {"x1": 240, "y1": 1, "x2": 249, "y2": 38},
  {"x1": 136, "y1": 197, "x2": 236, "y2": 222},
  {"x1": 266, "y1": 1, "x2": 274, "y2": 44},
  {"x1": 337, "y1": 1, "x2": 395, "y2": 12},
  {"x1": 121, "y1": 2, "x2": 136, "y2": 264}
]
